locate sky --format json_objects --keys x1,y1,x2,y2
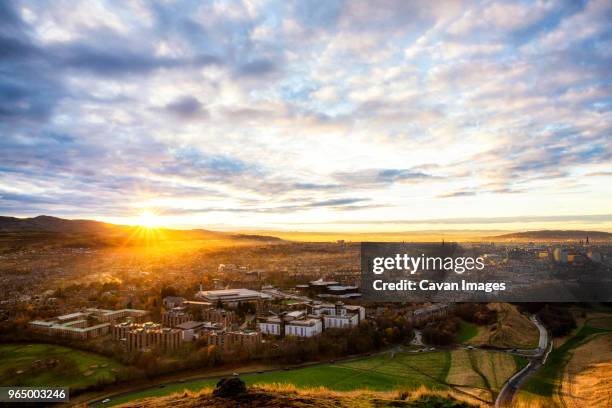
[{"x1": 1, "y1": 0, "x2": 611, "y2": 232}]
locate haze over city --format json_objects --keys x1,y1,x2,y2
[{"x1": 1, "y1": 0, "x2": 611, "y2": 232}]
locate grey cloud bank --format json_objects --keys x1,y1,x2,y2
[{"x1": 0, "y1": 0, "x2": 610, "y2": 229}]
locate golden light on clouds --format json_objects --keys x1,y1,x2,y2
[{"x1": 2, "y1": 1, "x2": 611, "y2": 232}]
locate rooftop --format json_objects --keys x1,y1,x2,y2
[
  {"x1": 309, "y1": 278, "x2": 339, "y2": 286},
  {"x1": 327, "y1": 285, "x2": 359, "y2": 291},
  {"x1": 195, "y1": 288, "x2": 271, "y2": 302},
  {"x1": 56, "y1": 312, "x2": 87, "y2": 321},
  {"x1": 286, "y1": 318, "x2": 320, "y2": 327},
  {"x1": 175, "y1": 321, "x2": 205, "y2": 330}
]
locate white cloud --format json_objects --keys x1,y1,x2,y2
[{"x1": 1, "y1": 0, "x2": 610, "y2": 229}]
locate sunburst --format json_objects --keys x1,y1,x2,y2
[{"x1": 137, "y1": 210, "x2": 160, "y2": 228}]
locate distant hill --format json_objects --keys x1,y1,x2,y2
[
  {"x1": 0, "y1": 215, "x2": 114, "y2": 233},
  {"x1": 489, "y1": 230, "x2": 612, "y2": 241},
  {"x1": 0, "y1": 215, "x2": 281, "y2": 251}
]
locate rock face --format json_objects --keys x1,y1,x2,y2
[{"x1": 212, "y1": 377, "x2": 247, "y2": 398}]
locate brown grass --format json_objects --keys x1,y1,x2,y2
[
  {"x1": 446, "y1": 349, "x2": 519, "y2": 404},
  {"x1": 447, "y1": 351, "x2": 485, "y2": 389},
  {"x1": 560, "y1": 333, "x2": 612, "y2": 408},
  {"x1": 476, "y1": 351, "x2": 517, "y2": 391},
  {"x1": 515, "y1": 331, "x2": 612, "y2": 408},
  {"x1": 511, "y1": 393, "x2": 555, "y2": 408},
  {"x1": 469, "y1": 303, "x2": 539, "y2": 349},
  {"x1": 113, "y1": 384, "x2": 487, "y2": 408}
]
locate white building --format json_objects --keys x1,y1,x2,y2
[
  {"x1": 285, "y1": 318, "x2": 322, "y2": 337},
  {"x1": 258, "y1": 315, "x2": 323, "y2": 337},
  {"x1": 258, "y1": 302, "x2": 365, "y2": 337},
  {"x1": 195, "y1": 288, "x2": 271, "y2": 307},
  {"x1": 310, "y1": 302, "x2": 364, "y2": 329},
  {"x1": 259, "y1": 316, "x2": 282, "y2": 336},
  {"x1": 322, "y1": 313, "x2": 359, "y2": 329}
]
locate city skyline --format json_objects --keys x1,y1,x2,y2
[{"x1": 1, "y1": 0, "x2": 611, "y2": 232}]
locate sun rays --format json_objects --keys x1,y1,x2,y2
[
  {"x1": 136, "y1": 210, "x2": 161, "y2": 229},
  {"x1": 122, "y1": 210, "x2": 168, "y2": 248}
]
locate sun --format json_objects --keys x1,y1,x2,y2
[
  {"x1": 137, "y1": 210, "x2": 160, "y2": 228},
  {"x1": 124, "y1": 209, "x2": 167, "y2": 246}
]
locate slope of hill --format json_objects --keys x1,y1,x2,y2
[
  {"x1": 0, "y1": 215, "x2": 115, "y2": 233},
  {"x1": 0, "y1": 216, "x2": 281, "y2": 252},
  {"x1": 489, "y1": 230, "x2": 612, "y2": 241},
  {"x1": 467, "y1": 303, "x2": 539, "y2": 349},
  {"x1": 113, "y1": 385, "x2": 478, "y2": 408}
]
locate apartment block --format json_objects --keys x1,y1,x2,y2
[
  {"x1": 116, "y1": 322, "x2": 182, "y2": 352},
  {"x1": 205, "y1": 330, "x2": 262, "y2": 350},
  {"x1": 258, "y1": 302, "x2": 364, "y2": 337},
  {"x1": 28, "y1": 308, "x2": 148, "y2": 340},
  {"x1": 162, "y1": 307, "x2": 192, "y2": 327}
]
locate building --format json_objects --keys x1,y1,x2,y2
[
  {"x1": 29, "y1": 319, "x2": 110, "y2": 340},
  {"x1": 258, "y1": 302, "x2": 364, "y2": 337},
  {"x1": 588, "y1": 251, "x2": 602, "y2": 262},
  {"x1": 259, "y1": 316, "x2": 283, "y2": 336},
  {"x1": 28, "y1": 308, "x2": 148, "y2": 340},
  {"x1": 205, "y1": 330, "x2": 262, "y2": 350},
  {"x1": 305, "y1": 278, "x2": 339, "y2": 295},
  {"x1": 310, "y1": 302, "x2": 363, "y2": 329},
  {"x1": 285, "y1": 318, "x2": 322, "y2": 337},
  {"x1": 553, "y1": 247, "x2": 568, "y2": 263},
  {"x1": 85, "y1": 308, "x2": 149, "y2": 323},
  {"x1": 175, "y1": 321, "x2": 207, "y2": 341},
  {"x1": 180, "y1": 301, "x2": 236, "y2": 328},
  {"x1": 297, "y1": 279, "x2": 361, "y2": 299},
  {"x1": 162, "y1": 307, "x2": 192, "y2": 327},
  {"x1": 345, "y1": 305, "x2": 366, "y2": 321},
  {"x1": 309, "y1": 278, "x2": 340, "y2": 288},
  {"x1": 322, "y1": 285, "x2": 361, "y2": 299},
  {"x1": 201, "y1": 307, "x2": 236, "y2": 327},
  {"x1": 163, "y1": 296, "x2": 185, "y2": 309},
  {"x1": 117, "y1": 322, "x2": 182, "y2": 352},
  {"x1": 410, "y1": 303, "x2": 452, "y2": 325},
  {"x1": 155, "y1": 320, "x2": 225, "y2": 342},
  {"x1": 195, "y1": 288, "x2": 271, "y2": 307},
  {"x1": 112, "y1": 321, "x2": 134, "y2": 340}
]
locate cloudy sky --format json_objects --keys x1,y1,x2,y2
[{"x1": 1, "y1": 0, "x2": 611, "y2": 231}]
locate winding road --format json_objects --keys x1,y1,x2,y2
[{"x1": 495, "y1": 315, "x2": 550, "y2": 408}]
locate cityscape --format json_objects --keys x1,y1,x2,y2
[
  {"x1": 1, "y1": 0, "x2": 612, "y2": 407},
  {"x1": 0, "y1": 216, "x2": 611, "y2": 407}
]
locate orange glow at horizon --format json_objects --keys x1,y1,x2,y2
[
  {"x1": 136, "y1": 210, "x2": 161, "y2": 229},
  {"x1": 122, "y1": 210, "x2": 168, "y2": 249}
]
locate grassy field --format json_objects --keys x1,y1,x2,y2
[
  {"x1": 518, "y1": 313, "x2": 612, "y2": 407},
  {"x1": 106, "y1": 352, "x2": 450, "y2": 406},
  {"x1": 455, "y1": 321, "x2": 479, "y2": 343},
  {"x1": 0, "y1": 343, "x2": 124, "y2": 391},
  {"x1": 560, "y1": 332, "x2": 612, "y2": 408},
  {"x1": 105, "y1": 348, "x2": 524, "y2": 407},
  {"x1": 513, "y1": 355, "x2": 528, "y2": 371},
  {"x1": 447, "y1": 349, "x2": 525, "y2": 404}
]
